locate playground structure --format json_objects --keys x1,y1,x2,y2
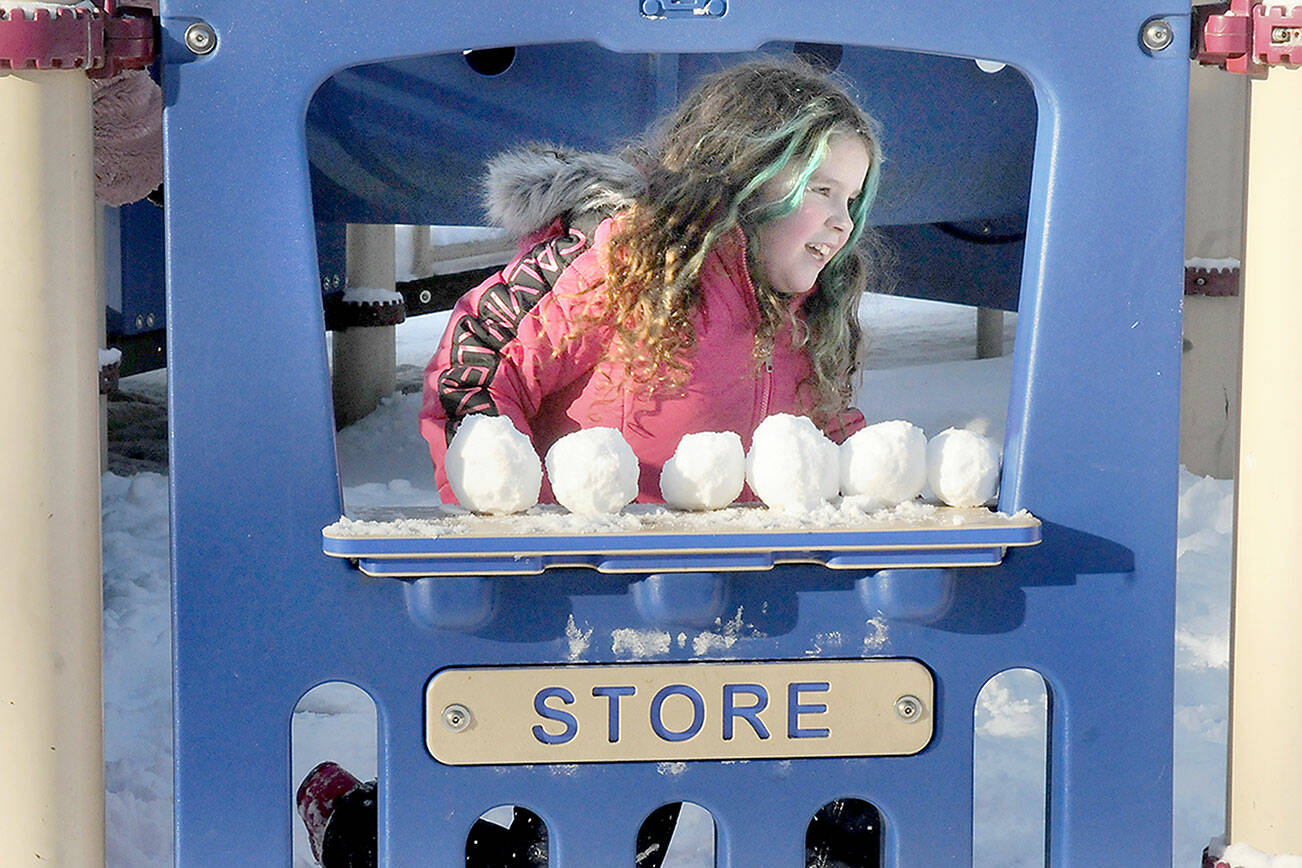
[{"x1": 2, "y1": 0, "x2": 1300, "y2": 864}]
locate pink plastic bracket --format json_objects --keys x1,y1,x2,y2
[
  {"x1": 1198, "y1": 0, "x2": 1302, "y2": 75},
  {"x1": 0, "y1": 1, "x2": 154, "y2": 76}
]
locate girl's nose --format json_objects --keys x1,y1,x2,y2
[{"x1": 827, "y1": 201, "x2": 852, "y2": 233}]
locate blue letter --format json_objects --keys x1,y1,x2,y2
[
  {"x1": 722, "y1": 683, "x2": 770, "y2": 740},
  {"x1": 592, "y1": 685, "x2": 636, "y2": 743},
  {"x1": 532, "y1": 686, "x2": 578, "y2": 745},
  {"x1": 788, "y1": 682, "x2": 830, "y2": 739},
  {"x1": 650, "y1": 684, "x2": 705, "y2": 742}
]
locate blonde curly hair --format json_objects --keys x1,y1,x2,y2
[{"x1": 592, "y1": 56, "x2": 887, "y2": 424}]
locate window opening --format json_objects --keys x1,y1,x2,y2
[
  {"x1": 806, "y1": 798, "x2": 882, "y2": 867},
  {"x1": 291, "y1": 682, "x2": 379, "y2": 868},
  {"x1": 973, "y1": 668, "x2": 1048, "y2": 865},
  {"x1": 466, "y1": 805, "x2": 548, "y2": 866},
  {"x1": 636, "y1": 801, "x2": 715, "y2": 867}
]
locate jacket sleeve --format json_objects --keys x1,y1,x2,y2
[{"x1": 419, "y1": 226, "x2": 611, "y2": 503}]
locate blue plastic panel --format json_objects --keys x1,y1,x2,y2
[{"x1": 161, "y1": 2, "x2": 1187, "y2": 865}]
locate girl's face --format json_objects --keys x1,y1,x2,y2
[{"x1": 753, "y1": 133, "x2": 872, "y2": 296}]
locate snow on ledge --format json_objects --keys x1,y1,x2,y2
[{"x1": 326, "y1": 500, "x2": 1032, "y2": 539}]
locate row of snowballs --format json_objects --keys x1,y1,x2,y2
[{"x1": 445, "y1": 413, "x2": 1001, "y2": 516}]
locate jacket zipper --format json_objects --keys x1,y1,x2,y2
[{"x1": 735, "y1": 239, "x2": 775, "y2": 427}]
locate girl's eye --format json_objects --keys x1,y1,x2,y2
[{"x1": 808, "y1": 185, "x2": 831, "y2": 197}]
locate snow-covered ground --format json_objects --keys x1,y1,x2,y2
[{"x1": 102, "y1": 294, "x2": 1231, "y2": 866}]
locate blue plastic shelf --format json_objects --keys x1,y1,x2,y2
[{"x1": 322, "y1": 504, "x2": 1041, "y2": 576}]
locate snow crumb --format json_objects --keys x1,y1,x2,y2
[
  {"x1": 1206, "y1": 837, "x2": 1302, "y2": 868},
  {"x1": 612, "y1": 627, "x2": 672, "y2": 658},
  {"x1": 660, "y1": 430, "x2": 745, "y2": 510},
  {"x1": 692, "y1": 607, "x2": 747, "y2": 656},
  {"x1": 637, "y1": 842, "x2": 663, "y2": 862},
  {"x1": 692, "y1": 627, "x2": 734, "y2": 655},
  {"x1": 548, "y1": 764, "x2": 579, "y2": 777},
  {"x1": 677, "y1": 632, "x2": 687, "y2": 648},
  {"x1": 657, "y1": 761, "x2": 688, "y2": 777},
  {"x1": 545, "y1": 427, "x2": 639, "y2": 514},
  {"x1": 863, "y1": 617, "x2": 890, "y2": 652},
  {"x1": 341, "y1": 286, "x2": 403, "y2": 305},
  {"x1": 806, "y1": 631, "x2": 844, "y2": 656},
  {"x1": 564, "y1": 615, "x2": 592, "y2": 662}
]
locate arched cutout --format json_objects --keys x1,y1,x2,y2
[
  {"x1": 466, "y1": 805, "x2": 549, "y2": 866},
  {"x1": 463, "y1": 46, "x2": 517, "y2": 76},
  {"x1": 636, "y1": 801, "x2": 715, "y2": 867},
  {"x1": 291, "y1": 681, "x2": 378, "y2": 868},
  {"x1": 973, "y1": 668, "x2": 1048, "y2": 865},
  {"x1": 805, "y1": 798, "x2": 882, "y2": 868}
]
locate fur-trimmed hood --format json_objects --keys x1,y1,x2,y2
[{"x1": 482, "y1": 144, "x2": 644, "y2": 238}]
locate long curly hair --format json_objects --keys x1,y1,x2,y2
[{"x1": 597, "y1": 55, "x2": 887, "y2": 423}]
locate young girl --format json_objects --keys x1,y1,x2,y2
[{"x1": 420, "y1": 57, "x2": 885, "y2": 505}]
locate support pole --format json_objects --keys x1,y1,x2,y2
[
  {"x1": 332, "y1": 223, "x2": 397, "y2": 428},
  {"x1": 975, "y1": 307, "x2": 1004, "y2": 359},
  {"x1": 1226, "y1": 66, "x2": 1302, "y2": 856},
  {"x1": 0, "y1": 67, "x2": 106, "y2": 865}
]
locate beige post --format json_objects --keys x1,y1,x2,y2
[
  {"x1": 1226, "y1": 66, "x2": 1302, "y2": 855},
  {"x1": 0, "y1": 64, "x2": 107, "y2": 866},
  {"x1": 332, "y1": 223, "x2": 397, "y2": 427}
]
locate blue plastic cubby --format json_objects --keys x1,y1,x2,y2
[{"x1": 160, "y1": 1, "x2": 1187, "y2": 864}]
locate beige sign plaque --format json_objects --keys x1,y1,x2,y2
[{"x1": 425, "y1": 659, "x2": 934, "y2": 765}]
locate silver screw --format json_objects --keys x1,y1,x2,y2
[
  {"x1": 442, "y1": 703, "x2": 472, "y2": 732},
  {"x1": 895, "y1": 695, "x2": 923, "y2": 722},
  {"x1": 145, "y1": 313, "x2": 156, "y2": 328},
  {"x1": 418, "y1": 289, "x2": 432, "y2": 305},
  {"x1": 1142, "y1": 19, "x2": 1174, "y2": 52},
  {"x1": 134, "y1": 315, "x2": 144, "y2": 330},
  {"x1": 185, "y1": 22, "x2": 217, "y2": 56}
]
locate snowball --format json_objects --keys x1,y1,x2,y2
[
  {"x1": 926, "y1": 427, "x2": 1001, "y2": 507},
  {"x1": 660, "y1": 431, "x2": 745, "y2": 510},
  {"x1": 745, "y1": 414, "x2": 838, "y2": 512},
  {"x1": 444, "y1": 414, "x2": 541, "y2": 514},
  {"x1": 839, "y1": 420, "x2": 927, "y2": 504},
  {"x1": 545, "y1": 427, "x2": 639, "y2": 514}
]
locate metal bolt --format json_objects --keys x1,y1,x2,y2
[
  {"x1": 895, "y1": 695, "x2": 923, "y2": 722},
  {"x1": 145, "y1": 313, "x2": 156, "y2": 328},
  {"x1": 418, "y1": 289, "x2": 432, "y2": 305},
  {"x1": 134, "y1": 315, "x2": 145, "y2": 330},
  {"x1": 1141, "y1": 19, "x2": 1174, "y2": 52},
  {"x1": 185, "y1": 22, "x2": 217, "y2": 55},
  {"x1": 442, "y1": 703, "x2": 472, "y2": 732}
]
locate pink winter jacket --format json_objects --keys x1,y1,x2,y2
[{"x1": 420, "y1": 215, "x2": 864, "y2": 504}]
